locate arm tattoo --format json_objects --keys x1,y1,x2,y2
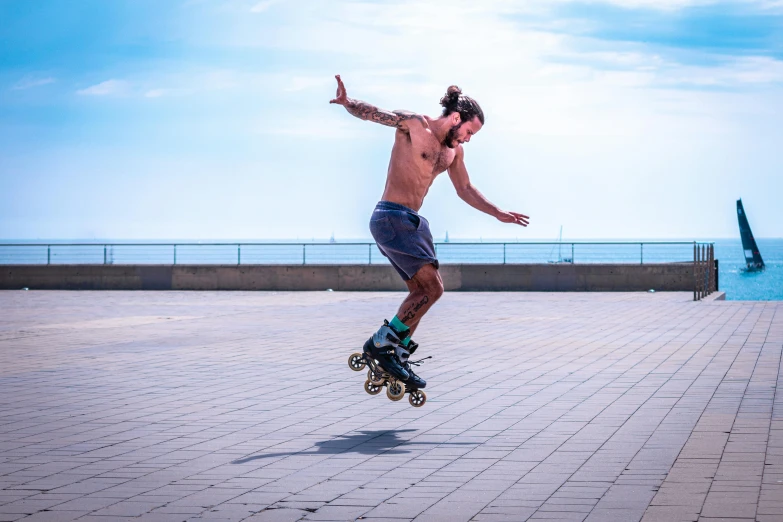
[{"x1": 344, "y1": 99, "x2": 425, "y2": 129}]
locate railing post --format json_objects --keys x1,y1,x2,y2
[
  {"x1": 696, "y1": 245, "x2": 701, "y2": 301},
  {"x1": 303, "y1": 244, "x2": 306, "y2": 265},
  {"x1": 699, "y1": 244, "x2": 703, "y2": 300},
  {"x1": 104, "y1": 245, "x2": 107, "y2": 265},
  {"x1": 704, "y1": 245, "x2": 708, "y2": 297},
  {"x1": 640, "y1": 243, "x2": 644, "y2": 265},
  {"x1": 700, "y1": 245, "x2": 705, "y2": 300},
  {"x1": 693, "y1": 243, "x2": 697, "y2": 301},
  {"x1": 571, "y1": 243, "x2": 575, "y2": 263},
  {"x1": 503, "y1": 243, "x2": 506, "y2": 264},
  {"x1": 699, "y1": 245, "x2": 707, "y2": 299},
  {"x1": 174, "y1": 245, "x2": 177, "y2": 265},
  {"x1": 368, "y1": 243, "x2": 372, "y2": 264},
  {"x1": 696, "y1": 245, "x2": 703, "y2": 301},
  {"x1": 237, "y1": 244, "x2": 241, "y2": 265},
  {"x1": 47, "y1": 245, "x2": 51, "y2": 265}
]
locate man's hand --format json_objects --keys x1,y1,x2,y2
[
  {"x1": 329, "y1": 75, "x2": 348, "y2": 106},
  {"x1": 497, "y1": 211, "x2": 530, "y2": 227}
]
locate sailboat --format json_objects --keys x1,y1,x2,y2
[
  {"x1": 548, "y1": 226, "x2": 573, "y2": 264},
  {"x1": 736, "y1": 199, "x2": 764, "y2": 272}
]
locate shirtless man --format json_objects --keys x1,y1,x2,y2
[{"x1": 330, "y1": 75, "x2": 529, "y2": 389}]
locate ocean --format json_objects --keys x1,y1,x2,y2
[
  {"x1": 711, "y1": 238, "x2": 782, "y2": 301},
  {"x1": 1, "y1": 238, "x2": 780, "y2": 301}
]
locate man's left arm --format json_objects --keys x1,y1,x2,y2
[{"x1": 447, "y1": 146, "x2": 530, "y2": 227}]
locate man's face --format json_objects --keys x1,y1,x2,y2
[{"x1": 445, "y1": 116, "x2": 483, "y2": 149}]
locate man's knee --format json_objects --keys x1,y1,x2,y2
[
  {"x1": 429, "y1": 281, "x2": 444, "y2": 302},
  {"x1": 425, "y1": 275, "x2": 444, "y2": 301},
  {"x1": 413, "y1": 264, "x2": 443, "y2": 301}
]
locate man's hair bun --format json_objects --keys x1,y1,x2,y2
[
  {"x1": 439, "y1": 84, "x2": 484, "y2": 125},
  {"x1": 440, "y1": 85, "x2": 462, "y2": 108}
]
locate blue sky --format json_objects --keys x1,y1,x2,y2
[{"x1": 1, "y1": 0, "x2": 782, "y2": 240}]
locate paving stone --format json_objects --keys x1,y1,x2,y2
[{"x1": 0, "y1": 291, "x2": 781, "y2": 522}]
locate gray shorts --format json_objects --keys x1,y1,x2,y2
[{"x1": 369, "y1": 200, "x2": 439, "y2": 281}]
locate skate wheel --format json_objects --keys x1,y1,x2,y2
[
  {"x1": 409, "y1": 390, "x2": 426, "y2": 407},
  {"x1": 364, "y1": 379, "x2": 382, "y2": 395},
  {"x1": 348, "y1": 353, "x2": 366, "y2": 371},
  {"x1": 386, "y1": 379, "x2": 405, "y2": 401},
  {"x1": 367, "y1": 369, "x2": 386, "y2": 385}
]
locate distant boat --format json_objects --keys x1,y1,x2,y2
[
  {"x1": 736, "y1": 199, "x2": 764, "y2": 271},
  {"x1": 329, "y1": 233, "x2": 336, "y2": 244},
  {"x1": 548, "y1": 225, "x2": 573, "y2": 264},
  {"x1": 444, "y1": 231, "x2": 450, "y2": 243}
]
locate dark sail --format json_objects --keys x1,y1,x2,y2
[{"x1": 736, "y1": 199, "x2": 765, "y2": 271}]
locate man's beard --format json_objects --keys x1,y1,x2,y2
[{"x1": 443, "y1": 122, "x2": 463, "y2": 149}]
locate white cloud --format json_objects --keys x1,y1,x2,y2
[
  {"x1": 154, "y1": 0, "x2": 781, "y2": 146},
  {"x1": 538, "y1": 0, "x2": 783, "y2": 11},
  {"x1": 144, "y1": 89, "x2": 167, "y2": 98},
  {"x1": 657, "y1": 56, "x2": 783, "y2": 88},
  {"x1": 558, "y1": 0, "x2": 712, "y2": 9},
  {"x1": 12, "y1": 77, "x2": 55, "y2": 90},
  {"x1": 250, "y1": 0, "x2": 280, "y2": 13},
  {"x1": 283, "y1": 75, "x2": 334, "y2": 92},
  {"x1": 257, "y1": 118, "x2": 360, "y2": 138},
  {"x1": 81, "y1": 69, "x2": 279, "y2": 100},
  {"x1": 76, "y1": 79, "x2": 129, "y2": 96}
]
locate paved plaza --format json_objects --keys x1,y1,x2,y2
[{"x1": 0, "y1": 290, "x2": 781, "y2": 522}]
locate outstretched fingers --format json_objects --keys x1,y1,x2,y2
[
  {"x1": 512, "y1": 212, "x2": 530, "y2": 227},
  {"x1": 329, "y1": 74, "x2": 347, "y2": 104}
]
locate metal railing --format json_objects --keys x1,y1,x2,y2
[
  {"x1": 0, "y1": 241, "x2": 711, "y2": 267},
  {"x1": 694, "y1": 243, "x2": 717, "y2": 301}
]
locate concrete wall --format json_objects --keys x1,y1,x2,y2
[{"x1": 1, "y1": 263, "x2": 696, "y2": 291}]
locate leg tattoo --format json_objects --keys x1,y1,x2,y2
[{"x1": 400, "y1": 295, "x2": 429, "y2": 323}]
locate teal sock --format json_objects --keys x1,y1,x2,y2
[
  {"x1": 390, "y1": 315, "x2": 409, "y2": 337},
  {"x1": 390, "y1": 316, "x2": 412, "y2": 347}
]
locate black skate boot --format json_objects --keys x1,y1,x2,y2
[
  {"x1": 362, "y1": 320, "x2": 409, "y2": 382},
  {"x1": 397, "y1": 341, "x2": 427, "y2": 389}
]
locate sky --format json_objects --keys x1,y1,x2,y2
[{"x1": 1, "y1": 0, "x2": 782, "y2": 241}]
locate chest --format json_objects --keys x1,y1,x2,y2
[{"x1": 417, "y1": 142, "x2": 455, "y2": 175}]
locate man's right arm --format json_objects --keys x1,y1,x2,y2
[
  {"x1": 448, "y1": 146, "x2": 530, "y2": 227},
  {"x1": 330, "y1": 75, "x2": 425, "y2": 131},
  {"x1": 344, "y1": 101, "x2": 423, "y2": 129}
]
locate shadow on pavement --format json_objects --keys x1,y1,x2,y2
[{"x1": 233, "y1": 429, "x2": 478, "y2": 464}]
